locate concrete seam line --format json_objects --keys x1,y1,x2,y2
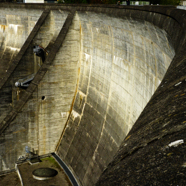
[
  {"x1": 46, "y1": 11, "x2": 77, "y2": 152},
  {"x1": 51, "y1": 153, "x2": 79, "y2": 186},
  {"x1": 15, "y1": 164, "x2": 24, "y2": 186}
]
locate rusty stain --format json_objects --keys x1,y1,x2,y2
[
  {"x1": 13, "y1": 128, "x2": 26, "y2": 134},
  {"x1": 80, "y1": 24, "x2": 82, "y2": 34},
  {"x1": 55, "y1": 64, "x2": 81, "y2": 152},
  {"x1": 181, "y1": 93, "x2": 185, "y2": 96},
  {"x1": 167, "y1": 152, "x2": 173, "y2": 156},
  {"x1": 78, "y1": 67, "x2": 80, "y2": 75},
  {"x1": 55, "y1": 85, "x2": 77, "y2": 151},
  {"x1": 125, "y1": 135, "x2": 131, "y2": 141},
  {"x1": 0, "y1": 25, "x2": 7, "y2": 32},
  {"x1": 43, "y1": 125, "x2": 46, "y2": 154},
  {"x1": 16, "y1": 89, "x2": 20, "y2": 101}
]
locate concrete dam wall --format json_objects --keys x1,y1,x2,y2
[{"x1": 0, "y1": 4, "x2": 185, "y2": 186}]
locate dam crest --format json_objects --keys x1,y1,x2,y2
[{"x1": 0, "y1": 3, "x2": 185, "y2": 185}]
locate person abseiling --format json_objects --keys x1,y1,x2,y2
[
  {"x1": 33, "y1": 45, "x2": 46, "y2": 62},
  {"x1": 15, "y1": 73, "x2": 35, "y2": 89}
]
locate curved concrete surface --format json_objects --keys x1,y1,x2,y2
[
  {"x1": 0, "y1": 8, "x2": 43, "y2": 125},
  {"x1": 0, "y1": 3, "x2": 185, "y2": 186},
  {"x1": 52, "y1": 153, "x2": 79, "y2": 186},
  {"x1": 0, "y1": 6, "x2": 70, "y2": 171},
  {"x1": 0, "y1": 8, "x2": 42, "y2": 77}
]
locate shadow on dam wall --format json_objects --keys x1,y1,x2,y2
[{"x1": 0, "y1": 3, "x2": 186, "y2": 186}]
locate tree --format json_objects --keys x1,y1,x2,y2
[{"x1": 150, "y1": 0, "x2": 180, "y2": 5}]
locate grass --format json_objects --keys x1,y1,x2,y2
[{"x1": 41, "y1": 156, "x2": 61, "y2": 169}]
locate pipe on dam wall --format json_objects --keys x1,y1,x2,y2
[{"x1": 0, "y1": 4, "x2": 186, "y2": 186}]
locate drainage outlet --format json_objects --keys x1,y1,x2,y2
[{"x1": 32, "y1": 168, "x2": 58, "y2": 180}]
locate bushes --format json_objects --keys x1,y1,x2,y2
[
  {"x1": 150, "y1": 0, "x2": 180, "y2": 5},
  {"x1": 57, "y1": 0, "x2": 88, "y2": 3},
  {"x1": 57, "y1": 0, "x2": 180, "y2": 5}
]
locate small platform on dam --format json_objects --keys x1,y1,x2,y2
[
  {"x1": 18, "y1": 156, "x2": 72, "y2": 186},
  {"x1": 0, "y1": 156, "x2": 72, "y2": 186},
  {"x1": 32, "y1": 167, "x2": 58, "y2": 180}
]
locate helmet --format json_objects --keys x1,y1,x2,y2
[{"x1": 15, "y1": 82, "x2": 20, "y2": 87}]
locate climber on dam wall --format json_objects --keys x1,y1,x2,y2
[
  {"x1": 33, "y1": 45, "x2": 46, "y2": 63},
  {"x1": 15, "y1": 73, "x2": 35, "y2": 89},
  {"x1": 14, "y1": 45, "x2": 47, "y2": 89}
]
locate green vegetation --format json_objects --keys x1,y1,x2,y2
[
  {"x1": 57, "y1": 0, "x2": 180, "y2": 4},
  {"x1": 41, "y1": 156, "x2": 61, "y2": 169},
  {"x1": 150, "y1": 0, "x2": 180, "y2": 5},
  {"x1": 57, "y1": 0, "x2": 64, "y2": 3},
  {"x1": 57, "y1": 0, "x2": 88, "y2": 3}
]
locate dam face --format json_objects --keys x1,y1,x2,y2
[
  {"x1": 0, "y1": 8, "x2": 42, "y2": 123},
  {"x1": 58, "y1": 12, "x2": 174, "y2": 185},
  {"x1": 0, "y1": 4, "x2": 185, "y2": 186}
]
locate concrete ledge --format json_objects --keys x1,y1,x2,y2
[
  {"x1": 0, "y1": 9, "x2": 50, "y2": 90},
  {"x1": 0, "y1": 10, "x2": 75, "y2": 134},
  {"x1": 0, "y1": 111, "x2": 18, "y2": 134}
]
